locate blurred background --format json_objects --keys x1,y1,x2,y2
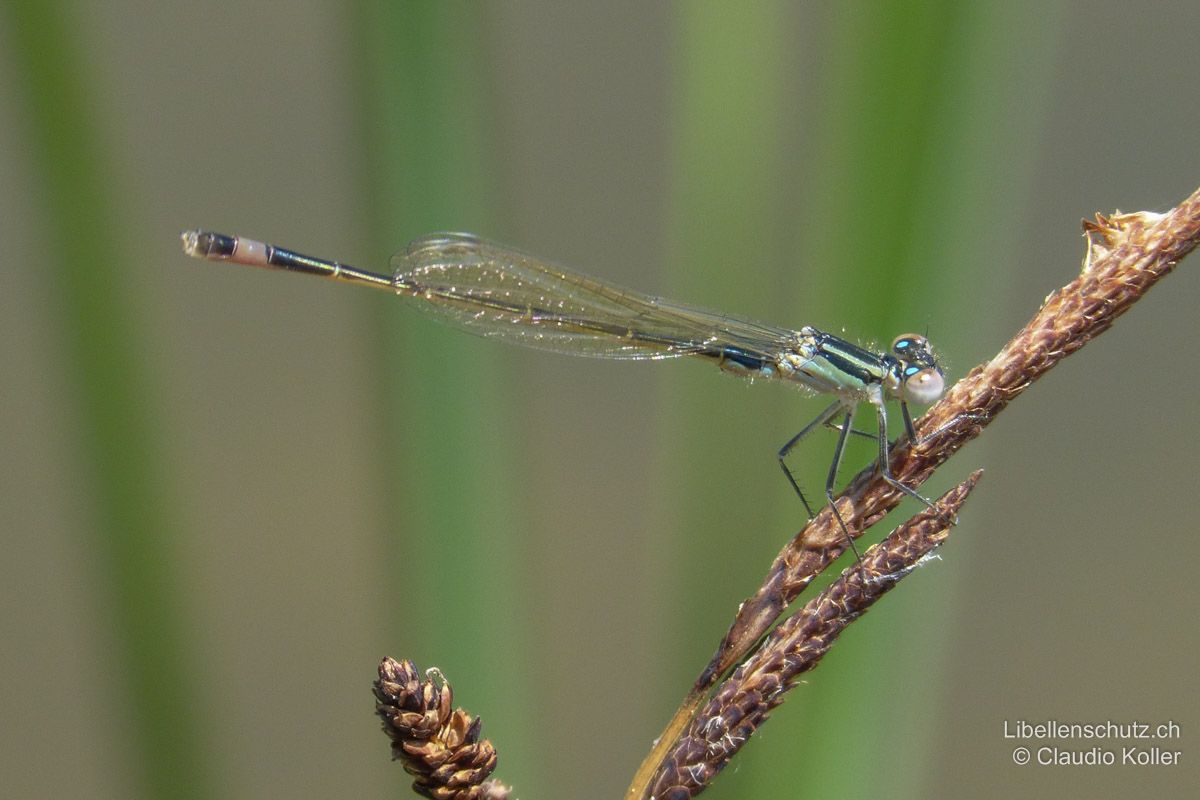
[{"x1": 3, "y1": 3, "x2": 1198, "y2": 799}]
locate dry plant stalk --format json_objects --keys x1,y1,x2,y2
[
  {"x1": 374, "y1": 658, "x2": 512, "y2": 800},
  {"x1": 628, "y1": 186, "x2": 1200, "y2": 799},
  {"x1": 645, "y1": 471, "x2": 981, "y2": 800}
]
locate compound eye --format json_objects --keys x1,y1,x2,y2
[
  {"x1": 902, "y1": 366, "x2": 945, "y2": 405},
  {"x1": 891, "y1": 333, "x2": 927, "y2": 357}
]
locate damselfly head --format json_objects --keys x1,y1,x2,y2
[{"x1": 889, "y1": 333, "x2": 945, "y2": 405}]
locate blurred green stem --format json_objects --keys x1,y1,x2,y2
[{"x1": 4, "y1": 4, "x2": 212, "y2": 799}]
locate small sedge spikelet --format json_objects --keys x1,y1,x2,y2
[{"x1": 374, "y1": 658, "x2": 511, "y2": 800}]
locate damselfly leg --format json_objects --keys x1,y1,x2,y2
[
  {"x1": 777, "y1": 400, "x2": 845, "y2": 519},
  {"x1": 777, "y1": 400, "x2": 875, "y2": 563},
  {"x1": 873, "y1": 397, "x2": 937, "y2": 510},
  {"x1": 779, "y1": 395, "x2": 953, "y2": 566}
]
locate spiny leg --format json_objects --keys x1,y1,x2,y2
[
  {"x1": 824, "y1": 406, "x2": 866, "y2": 567},
  {"x1": 875, "y1": 400, "x2": 939, "y2": 511},
  {"x1": 901, "y1": 400, "x2": 918, "y2": 442},
  {"x1": 778, "y1": 400, "x2": 845, "y2": 519},
  {"x1": 901, "y1": 400, "x2": 985, "y2": 447},
  {"x1": 830, "y1": 418, "x2": 877, "y2": 441},
  {"x1": 866, "y1": 399, "x2": 967, "y2": 583}
]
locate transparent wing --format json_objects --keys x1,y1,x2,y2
[{"x1": 391, "y1": 233, "x2": 800, "y2": 362}]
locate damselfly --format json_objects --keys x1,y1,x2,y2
[{"x1": 181, "y1": 230, "x2": 949, "y2": 552}]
